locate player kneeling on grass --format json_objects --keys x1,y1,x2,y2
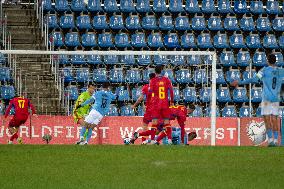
[
  {"x1": 231, "y1": 54, "x2": 284, "y2": 147},
  {"x1": 4, "y1": 95, "x2": 36, "y2": 144},
  {"x1": 75, "y1": 83, "x2": 116, "y2": 145}
]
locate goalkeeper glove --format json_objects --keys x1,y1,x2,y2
[{"x1": 75, "y1": 104, "x2": 82, "y2": 110}]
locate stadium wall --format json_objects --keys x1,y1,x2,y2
[{"x1": 0, "y1": 116, "x2": 281, "y2": 146}]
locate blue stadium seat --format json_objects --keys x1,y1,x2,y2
[
  {"x1": 153, "y1": 0, "x2": 167, "y2": 13},
  {"x1": 181, "y1": 33, "x2": 197, "y2": 48},
  {"x1": 239, "y1": 106, "x2": 252, "y2": 117},
  {"x1": 233, "y1": 0, "x2": 248, "y2": 14},
  {"x1": 93, "y1": 15, "x2": 109, "y2": 30},
  {"x1": 192, "y1": 14, "x2": 206, "y2": 31},
  {"x1": 47, "y1": 15, "x2": 59, "y2": 30},
  {"x1": 82, "y1": 33, "x2": 97, "y2": 48},
  {"x1": 153, "y1": 55, "x2": 168, "y2": 65},
  {"x1": 201, "y1": 0, "x2": 216, "y2": 14},
  {"x1": 120, "y1": 0, "x2": 136, "y2": 13},
  {"x1": 200, "y1": 87, "x2": 211, "y2": 103},
  {"x1": 0, "y1": 67, "x2": 10, "y2": 82},
  {"x1": 217, "y1": 87, "x2": 232, "y2": 102},
  {"x1": 115, "y1": 33, "x2": 130, "y2": 48},
  {"x1": 109, "y1": 15, "x2": 125, "y2": 30},
  {"x1": 240, "y1": 15, "x2": 256, "y2": 32},
  {"x1": 70, "y1": 54, "x2": 85, "y2": 65},
  {"x1": 252, "y1": 51, "x2": 267, "y2": 67},
  {"x1": 131, "y1": 33, "x2": 147, "y2": 48},
  {"x1": 125, "y1": 15, "x2": 141, "y2": 30},
  {"x1": 213, "y1": 32, "x2": 229, "y2": 49},
  {"x1": 162, "y1": 69, "x2": 175, "y2": 83},
  {"x1": 185, "y1": 0, "x2": 201, "y2": 14},
  {"x1": 66, "y1": 86, "x2": 78, "y2": 100},
  {"x1": 255, "y1": 106, "x2": 261, "y2": 117},
  {"x1": 86, "y1": 55, "x2": 102, "y2": 64},
  {"x1": 98, "y1": 33, "x2": 114, "y2": 48},
  {"x1": 65, "y1": 32, "x2": 81, "y2": 47},
  {"x1": 132, "y1": 87, "x2": 142, "y2": 101},
  {"x1": 273, "y1": 16, "x2": 284, "y2": 31},
  {"x1": 250, "y1": 1, "x2": 264, "y2": 15},
  {"x1": 121, "y1": 105, "x2": 135, "y2": 116},
  {"x1": 266, "y1": 0, "x2": 280, "y2": 15},
  {"x1": 217, "y1": 0, "x2": 233, "y2": 14},
  {"x1": 103, "y1": 55, "x2": 118, "y2": 65},
  {"x1": 76, "y1": 68, "x2": 89, "y2": 83},
  {"x1": 110, "y1": 69, "x2": 124, "y2": 83},
  {"x1": 275, "y1": 52, "x2": 284, "y2": 67},
  {"x1": 173, "y1": 87, "x2": 181, "y2": 102},
  {"x1": 164, "y1": 33, "x2": 180, "y2": 48},
  {"x1": 220, "y1": 51, "x2": 236, "y2": 67},
  {"x1": 216, "y1": 69, "x2": 227, "y2": 84},
  {"x1": 256, "y1": 16, "x2": 272, "y2": 32},
  {"x1": 0, "y1": 53, "x2": 6, "y2": 64},
  {"x1": 120, "y1": 55, "x2": 136, "y2": 65},
  {"x1": 143, "y1": 68, "x2": 155, "y2": 82},
  {"x1": 230, "y1": 32, "x2": 246, "y2": 49},
  {"x1": 233, "y1": 87, "x2": 248, "y2": 102},
  {"x1": 263, "y1": 33, "x2": 278, "y2": 49},
  {"x1": 87, "y1": 0, "x2": 103, "y2": 12},
  {"x1": 170, "y1": 55, "x2": 185, "y2": 66},
  {"x1": 191, "y1": 106, "x2": 203, "y2": 117},
  {"x1": 242, "y1": 70, "x2": 259, "y2": 84},
  {"x1": 137, "y1": 55, "x2": 151, "y2": 66},
  {"x1": 204, "y1": 55, "x2": 213, "y2": 65},
  {"x1": 222, "y1": 106, "x2": 237, "y2": 117},
  {"x1": 42, "y1": 0, "x2": 52, "y2": 12},
  {"x1": 71, "y1": 0, "x2": 86, "y2": 12},
  {"x1": 136, "y1": 0, "x2": 151, "y2": 13},
  {"x1": 237, "y1": 50, "x2": 251, "y2": 67},
  {"x1": 116, "y1": 87, "x2": 130, "y2": 101},
  {"x1": 197, "y1": 33, "x2": 213, "y2": 48},
  {"x1": 159, "y1": 15, "x2": 174, "y2": 31},
  {"x1": 175, "y1": 69, "x2": 192, "y2": 84},
  {"x1": 148, "y1": 33, "x2": 164, "y2": 48},
  {"x1": 49, "y1": 32, "x2": 64, "y2": 47},
  {"x1": 137, "y1": 106, "x2": 145, "y2": 116},
  {"x1": 55, "y1": 0, "x2": 70, "y2": 12},
  {"x1": 224, "y1": 15, "x2": 239, "y2": 31},
  {"x1": 183, "y1": 87, "x2": 197, "y2": 102},
  {"x1": 0, "y1": 86, "x2": 15, "y2": 100},
  {"x1": 204, "y1": 107, "x2": 220, "y2": 117},
  {"x1": 59, "y1": 15, "x2": 75, "y2": 30},
  {"x1": 142, "y1": 15, "x2": 158, "y2": 30},
  {"x1": 93, "y1": 68, "x2": 108, "y2": 82},
  {"x1": 246, "y1": 33, "x2": 262, "y2": 48},
  {"x1": 58, "y1": 55, "x2": 69, "y2": 65},
  {"x1": 175, "y1": 16, "x2": 190, "y2": 31},
  {"x1": 76, "y1": 15, "x2": 92, "y2": 30},
  {"x1": 107, "y1": 105, "x2": 119, "y2": 116},
  {"x1": 169, "y1": 0, "x2": 184, "y2": 13},
  {"x1": 126, "y1": 69, "x2": 141, "y2": 83},
  {"x1": 187, "y1": 55, "x2": 201, "y2": 66},
  {"x1": 279, "y1": 35, "x2": 284, "y2": 49},
  {"x1": 193, "y1": 69, "x2": 208, "y2": 84},
  {"x1": 104, "y1": 0, "x2": 119, "y2": 13},
  {"x1": 226, "y1": 69, "x2": 241, "y2": 84},
  {"x1": 208, "y1": 14, "x2": 223, "y2": 31},
  {"x1": 251, "y1": 87, "x2": 262, "y2": 102}
]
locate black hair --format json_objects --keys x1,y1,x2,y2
[
  {"x1": 88, "y1": 82, "x2": 95, "y2": 88},
  {"x1": 155, "y1": 65, "x2": 163, "y2": 74},
  {"x1": 267, "y1": 54, "x2": 276, "y2": 65},
  {"x1": 149, "y1": 73, "x2": 156, "y2": 79},
  {"x1": 102, "y1": 82, "x2": 110, "y2": 89},
  {"x1": 188, "y1": 104, "x2": 196, "y2": 111}
]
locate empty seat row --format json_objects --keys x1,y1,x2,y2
[
  {"x1": 50, "y1": 31, "x2": 284, "y2": 50},
  {"x1": 48, "y1": 13, "x2": 284, "y2": 32},
  {"x1": 43, "y1": 0, "x2": 284, "y2": 15},
  {"x1": 0, "y1": 85, "x2": 15, "y2": 100},
  {"x1": 0, "y1": 67, "x2": 12, "y2": 82}
]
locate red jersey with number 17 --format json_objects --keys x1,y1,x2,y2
[
  {"x1": 4, "y1": 97, "x2": 36, "y2": 118},
  {"x1": 149, "y1": 75, "x2": 173, "y2": 108}
]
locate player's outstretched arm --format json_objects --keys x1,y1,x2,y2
[
  {"x1": 76, "y1": 97, "x2": 95, "y2": 110},
  {"x1": 132, "y1": 94, "x2": 144, "y2": 109}
]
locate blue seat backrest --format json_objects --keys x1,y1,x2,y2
[
  {"x1": 217, "y1": 87, "x2": 231, "y2": 102},
  {"x1": 82, "y1": 33, "x2": 97, "y2": 47},
  {"x1": 183, "y1": 87, "x2": 197, "y2": 102},
  {"x1": 222, "y1": 106, "x2": 237, "y2": 117},
  {"x1": 250, "y1": 1, "x2": 264, "y2": 15},
  {"x1": 185, "y1": 0, "x2": 201, "y2": 13},
  {"x1": 142, "y1": 15, "x2": 158, "y2": 30},
  {"x1": 170, "y1": 55, "x2": 185, "y2": 66},
  {"x1": 237, "y1": 51, "x2": 251, "y2": 67},
  {"x1": 233, "y1": 87, "x2": 248, "y2": 102},
  {"x1": 143, "y1": 69, "x2": 155, "y2": 82},
  {"x1": 202, "y1": 0, "x2": 216, "y2": 14},
  {"x1": 148, "y1": 33, "x2": 163, "y2": 48},
  {"x1": 159, "y1": 15, "x2": 174, "y2": 30},
  {"x1": 200, "y1": 87, "x2": 212, "y2": 103},
  {"x1": 192, "y1": 15, "x2": 206, "y2": 31},
  {"x1": 246, "y1": 33, "x2": 262, "y2": 48},
  {"x1": 104, "y1": 0, "x2": 119, "y2": 12},
  {"x1": 76, "y1": 68, "x2": 89, "y2": 82},
  {"x1": 93, "y1": 68, "x2": 108, "y2": 82},
  {"x1": 153, "y1": 0, "x2": 167, "y2": 13},
  {"x1": 253, "y1": 51, "x2": 267, "y2": 67},
  {"x1": 107, "y1": 105, "x2": 119, "y2": 116},
  {"x1": 217, "y1": 0, "x2": 232, "y2": 14},
  {"x1": 226, "y1": 70, "x2": 241, "y2": 83},
  {"x1": 240, "y1": 16, "x2": 255, "y2": 31},
  {"x1": 93, "y1": 15, "x2": 108, "y2": 30},
  {"x1": 121, "y1": 105, "x2": 135, "y2": 116},
  {"x1": 110, "y1": 69, "x2": 124, "y2": 83},
  {"x1": 126, "y1": 69, "x2": 141, "y2": 83},
  {"x1": 239, "y1": 106, "x2": 251, "y2": 117},
  {"x1": 115, "y1": 33, "x2": 130, "y2": 48},
  {"x1": 126, "y1": 15, "x2": 141, "y2": 30},
  {"x1": 234, "y1": 0, "x2": 248, "y2": 14},
  {"x1": 154, "y1": 55, "x2": 168, "y2": 65},
  {"x1": 136, "y1": 0, "x2": 151, "y2": 13},
  {"x1": 193, "y1": 69, "x2": 208, "y2": 84},
  {"x1": 164, "y1": 33, "x2": 180, "y2": 48},
  {"x1": 175, "y1": 69, "x2": 192, "y2": 83},
  {"x1": 181, "y1": 33, "x2": 196, "y2": 48},
  {"x1": 220, "y1": 51, "x2": 236, "y2": 67},
  {"x1": 120, "y1": 0, "x2": 136, "y2": 13},
  {"x1": 87, "y1": 0, "x2": 103, "y2": 12},
  {"x1": 131, "y1": 33, "x2": 147, "y2": 48},
  {"x1": 98, "y1": 33, "x2": 114, "y2": 48}
]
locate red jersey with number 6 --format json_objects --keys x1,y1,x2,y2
[{"x1": 5, "y1": 97, "x2": 36, "y2": 118}]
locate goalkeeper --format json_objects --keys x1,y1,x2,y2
[{"x1": 73, "y1": 83, "x2": 95, "y2": 143}]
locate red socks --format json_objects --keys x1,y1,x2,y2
[
  {"x1": 139, "y1": 127, "x2": 157, "y2": 140},
  {"x1": 156, "y1": 131, "x2": 167, "y2": 142},
  {"x1": 9, "y1": 132, "x2": 18, "y2": 142},
  {"x1": 165, "y1": 124, "x2": 172, "y2": 140}
]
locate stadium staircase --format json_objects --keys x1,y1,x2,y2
[{"x1": 3, "y1": 4, "x2": 63, "y2": 115}]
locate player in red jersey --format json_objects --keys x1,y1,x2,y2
[
  {"x1": 131, "y1": 73, "x2": 156, "y2": 144},
  {"x1": 4, "y1": 96, "x2": 36, "y2": 144}
]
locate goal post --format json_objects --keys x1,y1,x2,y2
[{"x1": 0, "y1": 50, "x2": 217, "y2": 145}]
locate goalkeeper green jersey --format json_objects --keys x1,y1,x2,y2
[{"x1": 73, "y1": 91, "x2": 92, "y2": 123}]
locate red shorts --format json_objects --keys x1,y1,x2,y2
[
  {"x1": 8, "y1": 116, "x2": 28, "y2": 128},
  {"x1": 151, "y1": 107, "x2": 171, "y2": 120},
  {"x1": 143, "y1": 108, "x2": 152, "y2": 124}
]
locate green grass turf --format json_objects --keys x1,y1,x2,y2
[{"x1": 0, "y1": 145, "x2": 284, "y2": 189}]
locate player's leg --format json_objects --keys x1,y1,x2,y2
[
  {"x1": 162, "y1": 108, "x2": 172, "y2": 144},
  {"x1": 271, "y1": 102, "x2": 280, "y2": 146},
  {"x1": 8, "y1": 117, "x2": 20, "y2": 144},
  {"x1": 262, "y1": 102, "x2": 274, "y2": 146}
]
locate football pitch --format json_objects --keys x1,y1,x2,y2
[{"x1": 0, "y1": 145, "x2": 283, "y2": 189}]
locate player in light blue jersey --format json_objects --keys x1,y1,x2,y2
[
  {"x1": 75, "y1": 83, "x2": 116, "y2": 145},
  {"x1": 231, "y1": 54, "x2": 284, "y2": 146}
]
